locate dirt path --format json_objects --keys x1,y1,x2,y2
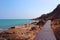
[{"x1": 34, "y1": 20, "x2": 56, "y2": 40}]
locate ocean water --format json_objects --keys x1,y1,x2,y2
[{"x1": 0, "y1": 19, "x2": 34, "y2": 29}]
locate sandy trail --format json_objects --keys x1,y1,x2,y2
[{"x1": 34, "y1": 20, "x2": 56, "y2": 40}]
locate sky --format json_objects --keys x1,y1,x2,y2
[{"x1": 0, "y1": 0, "x2": 60, "y2": 19}]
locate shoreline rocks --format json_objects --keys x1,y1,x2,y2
[{"x1": 0, "y1": 23, "x2": 41, "y2": 40}]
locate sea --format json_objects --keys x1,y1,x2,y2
[{"x1": 0, "y1": 19, "x2": 34, "y2": 29}]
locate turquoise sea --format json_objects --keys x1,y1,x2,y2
[{"x1": 0, "y1": 19, "x2": 34, "y2": 29}]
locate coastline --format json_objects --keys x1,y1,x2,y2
[
  {"x1": 0, "y1": 19, "x2": 34, "y2": 29},
  {"x1": 0, "y1": 22, "x2": 41, "y2": 40},
  {"x1": 0, "y1": 28, "x2": 8, "y2": 31}
]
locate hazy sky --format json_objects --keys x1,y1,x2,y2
[{"x1": 0, "y1": 0, "x2": 60, "y2": 19}]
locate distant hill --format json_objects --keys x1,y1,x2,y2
[{"x1": 33, "y1": 4, "x2": 60, "y2": 20}]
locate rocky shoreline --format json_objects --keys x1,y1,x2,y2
[
  {"x1": 0, "y1": 22, "x2": 42, "y2": 40},
  {"x1": 0, "y1": 4, "x2": 60, "y2": 40}
]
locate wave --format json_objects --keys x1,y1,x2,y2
[{"x1": 0, "y1": 28, "x2": 8, "y2": 32}]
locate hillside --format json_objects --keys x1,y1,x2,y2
[
  {"x1": 34, "y1": 4, "x2": 60, "y2": 40},
  {"x1": 33, "y1": 4, "x2": 60, "y2": 20}
]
